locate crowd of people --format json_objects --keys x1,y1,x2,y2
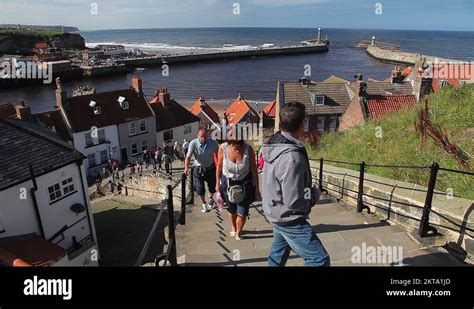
[
  {"x1": 184, "y1": 101, "x2": 331, "y2": 267},
  {"x1": 94, "y1": 139, "x2": 191, "y2": 195}
]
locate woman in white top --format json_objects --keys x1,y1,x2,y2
[{"x1": 216, "y1": 139, "x2": 260, "y2": 240}]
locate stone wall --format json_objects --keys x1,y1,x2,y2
[
  {"x1": 366, "y1": 46, "x2": 461, "y2": 66},
  {"x1": 309, "y1": 161, "x2": 474, "y2": 256}
]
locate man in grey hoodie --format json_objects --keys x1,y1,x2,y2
[{"x1": 262, "y1": 101, "x2": 330, "y2": 267}]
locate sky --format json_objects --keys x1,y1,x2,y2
[{"x1": 0, "y1": 0, "x2": 473, "y2": 31}]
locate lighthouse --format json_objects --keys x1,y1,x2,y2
[{"x1": 317, "y1": 27, "x2": 322, "y2": 44}]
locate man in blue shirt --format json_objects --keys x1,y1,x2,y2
[{"x1": 185, "y1": 128, "x2": 219, "y2": 213}]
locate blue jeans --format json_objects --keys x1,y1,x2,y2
[{"x1": 268, "y1": 221, "x2": 330, "y2": 267}]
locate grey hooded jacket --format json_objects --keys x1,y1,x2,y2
[{"x1": 261, "y1": 131, "x2": 320, "y2": 225}]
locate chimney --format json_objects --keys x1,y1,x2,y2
[
  {"x1": 132, "y1": 76, "x2": 142, "y2": 94},
  {"x1": 199, "y1": 96, "x2": 206, "y2": 107},
  {"x1": 158, "y1": 87, "x2": 171, "y2": 107},
  {"x1": 317, "y1": 27, "x2": 322, "y2": 44},
  {"x1": 299, "y1": 76, "x2": 311, "y2": 86},
  {"x1": 391, "y1": 66, "x2": 402, "y2": 83},
  {"x1": 15, "y1": 100, "x2": 33, "y2": 122},
  {"x1": 55, "y1": 77, "x2": 68, "y2": 110}
]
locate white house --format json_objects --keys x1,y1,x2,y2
[
  {"x1": 56, "y1": 76, "x2": 156, "y2": 177},
  {"x1": 149, "y1": 87, "x2": 200, "y2": 150},
  {"x1": 0, "y1": 118, "x2": 99, "y2": 267}
]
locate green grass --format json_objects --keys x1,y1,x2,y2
[
  {"x1": 0, "y1": 28, "x2": 64, "y2": 37},
  {"x1": 309, "y1": 84, "x2": 474, "y2": 199}
]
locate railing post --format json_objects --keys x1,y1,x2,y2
[
  {"x1": 166, "y1": 185, "x2": 177, "y2": 266},
  {"x1": 180, "y1": 173, "x2": 186, "y2": 225},
  {"x1": 418, "y1": 163, "x2": 439, "y2": 238},
  {"x1": 357, "y1": 161, "x2": 370, "y2": 213},
  {"x1": 188, "y1": 167, "x2": 195, "y2": 205},
  {"x1": 319, "y1": 158, "x2": 328, "y2": 194}
]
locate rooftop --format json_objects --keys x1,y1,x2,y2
[
  {"x1": 225, "y1": 95, "x2": 259, "y2": 125},
  {"x1": 281, "y1": 82, "x2": 353, "y2": 116},
  {"x1": 0, "y1": 118, "x2": 85, "y2": 190},
  {"x1": 189, "y1": 97, "x2": 220, "y2": 124},
  {"x1": 62, "y1": 88, "x2": 154, "y2": 133},
  {"x1": 150, "y1": 89, "x2": 200, "y2": 132},
  {"x1": 0, "y1": 234, "x2": 66, "y2": 267},
  {"x1": 367, "y1": 94, "x2": 417, "y2": 119}
]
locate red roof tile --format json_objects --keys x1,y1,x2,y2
[
  {"x1": 225, "y1": 95, "x2": 258, "y2": 125},
  {"x1": 263, "y1": 100, "x2": 276, "y2": 118},
  {"x1": 367, "y1": 95, "x2": 417, "y2": 119},
  {"x1": 0, "y1": 102, "x2": 16, "y2": 118},
  {"x1": 0, "y1": 234, "x2": 67, "y2": 267},
  {"x1": 189, "y1": 97, "x2": 220, "y2": 123}
]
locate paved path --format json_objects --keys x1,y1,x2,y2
[{"x1": 176, "y1": 195, "x2": 465, "y2": 266}]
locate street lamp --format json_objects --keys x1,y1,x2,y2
[{"x1": 106, "y1": 140, "x2": 114, "y2": 183}]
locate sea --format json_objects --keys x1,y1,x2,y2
[{"x1": 1, "y1": 27, "x2": 473, "y2": 113}]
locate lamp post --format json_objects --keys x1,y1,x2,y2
[{"x1": 106, "y1": 140, "x2": 114, "y2": 183}]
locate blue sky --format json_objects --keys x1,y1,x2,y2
[{"x1": 0, "y1": 0, "x2": 473, "y2": 31}]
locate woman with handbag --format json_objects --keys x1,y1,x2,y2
[{"x1": 216, "y1": 139, "x2": 260, "y2": 240}]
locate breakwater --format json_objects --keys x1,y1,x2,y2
[
  {"x1": 117, "y1": 44, "x2": 329, "y2": 67},
  {"x1": 367, "y1": 46, "x2": 464, "y2": 66}
]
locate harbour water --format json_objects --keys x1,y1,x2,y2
[{"x1": 1, "y1": 27, "x2": 473, "y2": 113}]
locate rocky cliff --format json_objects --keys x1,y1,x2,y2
[{"x1": 0, "y1": 31, "x2": 85, "y2": 55}]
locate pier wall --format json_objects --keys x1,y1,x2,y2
[
  {"x1": 118, "y1": 44, "x2": 329, "y2": 67},
  {"x1": 367, "y1": 46, "x2": 463, "y2": 66}
]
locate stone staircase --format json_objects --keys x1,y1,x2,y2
[{"x1": 175, "y1": 195, "x2": 466, "y2": 267}]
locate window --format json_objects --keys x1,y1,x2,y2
[
  {"x1": 98, "y1": 129, "x2": 106, "y2": 144},
  {"x1": 88, "y1": 153, "x2": 96, "y2": 167},
  {"x1": 62, "y1": 178, "x2": 75, "y2": 195},
  {"x1": 48, "y1": 183, "x2": 62, "y2": 202},
  {"x1": 317, "y1": 118, "x2": 325, "y2": 132},
  {"x1": 100, "y1": 150, "x2": 108, "y2": 164},
  {"x1": 163, "y1": 130, "x2": 173, "y2": 142},
  {"x1": 139, "y1": 120, "x2": 147, "y2": 133},
  {"x1": 141, "y1": 140, "x2": 148, "y2": 152},
  {"x1": 85, "y1": 132, "x2": 93, "y2": 147},
  {"x1": 121, "y1": 101, "x2": 130, "y2": 110},
  {"x1": 311, "y1": 93, "x2": 325, "y2": 106},
  {"x1": 131, "y1": 143, "x2": 138, "y2": 155},
  {"x1": 184, "y1": 125, "x2": 192, "y2": 135},
  {"x1": 304, "y1": 117, "x2": 309, "y2": 132},
  {"x1": 129, "y1": 122, "x2": 137, "y2": 135},
  {"x1": 93, "y1": 106, "x2": 102, "y2": 115},
  {"x1": 329, "y1": 117, "x2": 337, "y2": 132},
  {"x1": 48, "y1": 178, "x2": 76, "y2": 203}
]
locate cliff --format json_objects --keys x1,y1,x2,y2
[{"x1": 0, "y1": 30, "x2": 85, "y2": 55}]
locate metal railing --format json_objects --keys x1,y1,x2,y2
[
  {"x1": 314, "y1": 158, "x2": 474, "y2": 238},
  {"x1": 153, "y1": 168, "x2": 195, "y2": 267}
]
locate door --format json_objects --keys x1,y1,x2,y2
[{"x1": 121, "y1": 148, "x2": 128, "y2": 163}]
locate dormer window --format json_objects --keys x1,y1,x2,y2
[
  {"x1": 93, "y1": 106, "x2": 102, "y2": 115},
  {"x1": 311, "y1": 93, "x2": 325, "y2": 106},
  {"x1": 118, "y1": 96, "x2": 129, "y2": 110}
]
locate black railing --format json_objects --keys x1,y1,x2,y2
[
  {"x1": 314, "y1": 158, "x2": 474, "y2": 238},
  {"x1": 154, "y1": 168, "x2": 194, "y2": 267}
]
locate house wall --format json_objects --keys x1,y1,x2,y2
[
  {"x1": 156, "y1": 121, "x2": 199, "y2": 149},
  {"x1": 307, "y1": 114, "x2": 340, "y2": 134},
  {"x1": 0, "y1": 162, "x2": 98, "y2": 265},
  {"x1": 339, "y1": 97, "x2": 366, "y2": 131},
  {"x1": 118, "y1": 116, "x2": 157, "y2": 162},
  {"x1": 73, "y1": 124, "x2": 120, "y2": 176}
]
